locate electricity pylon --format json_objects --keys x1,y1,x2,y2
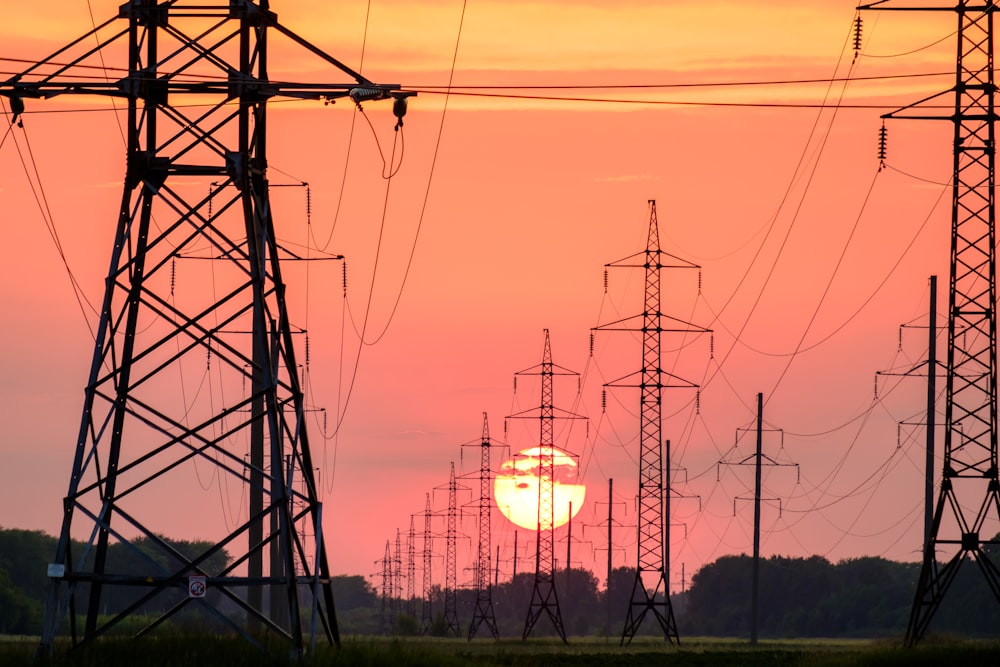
[
  {"x1": 594, "y1": 200, "x2": 708, "y2": 645},
  {"x1": 508, "y1": 329, "x2": 586, "y2": 642},
  {"x1": 444, "y1": 461, "x2": 461, "y2": 637},
  {"x1": 407, "y1": 515, "x2": 417, "y2": 619},
  {"x1": 420, "y1": 493, "x2": 434, "y2": 635},
  {"x1": 394, "y1": 528, "x2": 403, "y2": 616},
  {"x1": 468, "y1": 412, "x2": 500, "y2": 640},
  {"x1": 858, "y1": 1, "x2": 1000, "y2": 645},
  {"x1": 6, "y1": 0, "x2": 404, "y2": 654},
  {"x1": 718, "y1": 393, "x2": 798, "y2": 645},
  {"x1": 378, "y1": 540, "x2": 394, "y2": 635}
]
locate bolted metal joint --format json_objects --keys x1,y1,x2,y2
[{"x1": 118, "y1": 0, "x2": 169, "y2": 27}]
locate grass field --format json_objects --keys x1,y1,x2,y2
[{"x1": 3, "y1": 635, "x2": 1000, "y2": 666}]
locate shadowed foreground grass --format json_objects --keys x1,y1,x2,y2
[{"x1": 3, "y1": 635, "x2": 1000, "y2": 666}]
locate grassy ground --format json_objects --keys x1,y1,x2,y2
[{"x1": 3, "y1": 635, "x2": 1000, "y2": 666}]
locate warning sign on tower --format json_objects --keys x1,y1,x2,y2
[{"x1": 188, "y1": 575, "x2": 207, "y2": 599}]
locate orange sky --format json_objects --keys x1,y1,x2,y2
[{"x1": 0, "y1": 0, "x2": 969, "y2": 594}]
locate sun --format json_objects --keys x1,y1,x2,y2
[{"x1": 494, "y1": 446, "x2": 586, "y2": 530}]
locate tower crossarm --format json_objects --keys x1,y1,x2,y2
[{"x1": 1, "y1": 1, "x2": 404, "y2": 114}]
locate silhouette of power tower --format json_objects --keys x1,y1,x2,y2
[
  {"x1": 407, "y1": 516, "x2": 417, "y2": 619},
  {"x1": 717, "y1": 393, "x2": 797, "y2": 645},
  {"x1": 858, "y1": 1, "x2": 1000, "y2": 645},
  {"x1": 876, "y1": 276, "x2": 945, "y2": 573},
  {"x1": 467, "y1": 413, "x2": 500, "y2": 640},
  {"x1": 589, "y1": 478, "x2": 627, "y2": 639},
  {"x1": 420, "y1": 493, "x2": 434, "y2": 635},
  {"x1": 508, "y1": 329, "x2": 585, "y2": 642},
  {"x1": 394, "y1": 528, "x2": 404, "y2": 614},
  {"x1": 12, "y1": 0, "x2": 406, "y2": 655},
  {"x1": 594, "y1": 200, "x2": 708, "y2": 645},
  {"x1": 377, "y1": 540, "x2": 394, "y2": 635},
  {"x1": 435, "y1": 462, "x2": 463, "y2": 637}
]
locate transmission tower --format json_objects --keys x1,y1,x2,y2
[
  {"x1": 407, "y1": 515, "x2": 417, "y2": 619},
  {"x1": 420, "y1": 492, "x2": 434, "y2": 635},
  {"x1": 468, "y1": 412, "x2": 500, "y2": 640},
  {"x1": 718, "y1": 393, "x2": 797, "y2": 645},
  {"x1": 858, "y1": 1, "x2": 1000, "y2": 645},
  {"x1": 445, "y1": 461, "x2": 461, "y2": 637},
  {"x1": 508, "y1": 329, "x2": 585, "y2": 642},
  {"x1": 393, "y1": 528, "x2": 403, "y2": 617},
  {"x1": 594, "y1": 200, "x2": 707, "y2": 645},
  {"x1": 378, "y1": 540, "x2": 393, "y2": 635},
  {"x1": 11, "y1": 0, "x2": 406, "y2": 655}
]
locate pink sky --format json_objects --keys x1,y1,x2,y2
[{"x1": 0, "y1": 1, "x2": 969, "y2": 592}]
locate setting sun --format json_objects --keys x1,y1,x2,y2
[{"x1": 494, "y1": 446, "x2": 586, "y2": 530}]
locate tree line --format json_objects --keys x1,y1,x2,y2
[{"x1": 2, "y1": 527, "x2": 999, "y2": 638}]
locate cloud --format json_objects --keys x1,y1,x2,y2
[{"x1": 594, "y1": 173, "x2": 659, "y2": 183}]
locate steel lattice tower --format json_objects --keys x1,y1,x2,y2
[
  {"x1": 859, "y1": 0, "x2": 1000, "y2": 645},
  {"x1": 444, "y1": 461, "x2": 461, "y2": 637},
  {"x1": 407, "y1": 515, "x2": 417, "y2": 619},
  {"x1": 420, "y1": 492, "x2": 434, "y2": 635},
  {"x1": 11, "y1": 0, "x2": 403, "y2": 654},
  {"x1": 468, "y1": 412, "x2": 500, "y2": 640},
  {"x1": 509, "y1": 329, "x2": 584, "y2": 642},
  {"x1": 595, "y1": 201, "x2": 705, "y2": 645},
  {"x1": 394, "y1": 528, "x2": 403, "y2": 616},
  {"x1": 379, "y1": 540, "x2": 393, "y2": 635}
]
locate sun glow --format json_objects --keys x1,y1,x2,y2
[{"x1": 493, "y1": 446, "x2": 586, "y2": 531}]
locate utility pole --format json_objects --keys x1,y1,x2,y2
[
  {"x1": 594, "y1": 200, "x2": 708, "y2": 645},
  {"x1": 508, "y1": 329, "x2": 585, "y2": 642},
  {"x1": 513, "y1": 531, "x2": 519, "y2": 580},
  {"x1": 858, "y1": 1, "x2": 1000, "y2": 645},
  {"x1": 751, "y1": 395, "x2": 763, "y2": 646},
  {"x1": 17, "y1": 1, "x2": 407, "y2": 655},
  {"x1": 468, "y1": 413, "x2": 500, "y2": 641},
  {"x1": 877, "y1": 276, "x2": 943, "y2": 558},
  {"x1": 925, "y1": 276, "x2": 937, "y2": 561},
  {"x1": 718, "y1": 394, "x2": 797, "y2": 645},
  {"x1": 566, "y1": 502, "x2": 573, "y2": 576},
  {"x1": 592, "y1": 478, "x2": 626, "y2": 639}
]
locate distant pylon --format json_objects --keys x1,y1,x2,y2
[
  {"x1": 379, "y1": 540, "x2": 393, "y2": 635},
  {"x1": 509, "y1": 329, "x2": 586, "y2": 642},
  {"x1": 594, "y1": 200, "x2": 708, "y2": 645},
  {"x1": 858, "y1": 1, "x2": 1000, "y2": 645},
  {"x1": 420, "y1": 493, "x2": 433, "y2": 635},
  {"x1": 468, "y1": 412, "x2": 500, "y2": 640},
  {"x1": 445, "y1": 462, "x2": 461, "y2": 637},
  {"x1": 393, "y1": 528, "x2": 403, "y2": 618},
  {"x1": 407, "y1": 515, "x2": 417, "y2": 619}
]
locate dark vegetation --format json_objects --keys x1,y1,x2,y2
[{"x1": 2, "y1": 527, "x2": 1000, "y2": 641}]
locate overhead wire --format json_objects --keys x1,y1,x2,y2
[
  {"x1": 1, "y1": 100, "x2": 99, "y2": 338},
  {"x1": 319, "y1": 0, "x2": 468, "y2": 439}
]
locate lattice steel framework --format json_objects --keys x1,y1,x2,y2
[
  {"x1": 444, "y1": 462, "x2": 461, "y2": 637},
  {"x1": 9, "y1": 0, "x2": 403, "y2": 655},
  {"x1": 468, "y1": 412, "x2": 500, "y2": 640},
  {"x1": 420, "y1": 492, "x2": 434, "y2": 635},
  {"x1": 393, "y1": 528, "x2": 403, "y2": 615},
  {"x1": 407, "y1": 515, "x2": 417, "y2": 619},
  {"x1": 859, "y1": 0, "x2": 1000, "y2": 645},
  {"x1": 595, "y1": 201, "x2": 705, "y2": 645},
  {"x1": 378, "y1": 540, "x2": 393, "y2": 635},
  {"x1": 508, "y1": 329, "x2": 584, "y2": 642}
]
